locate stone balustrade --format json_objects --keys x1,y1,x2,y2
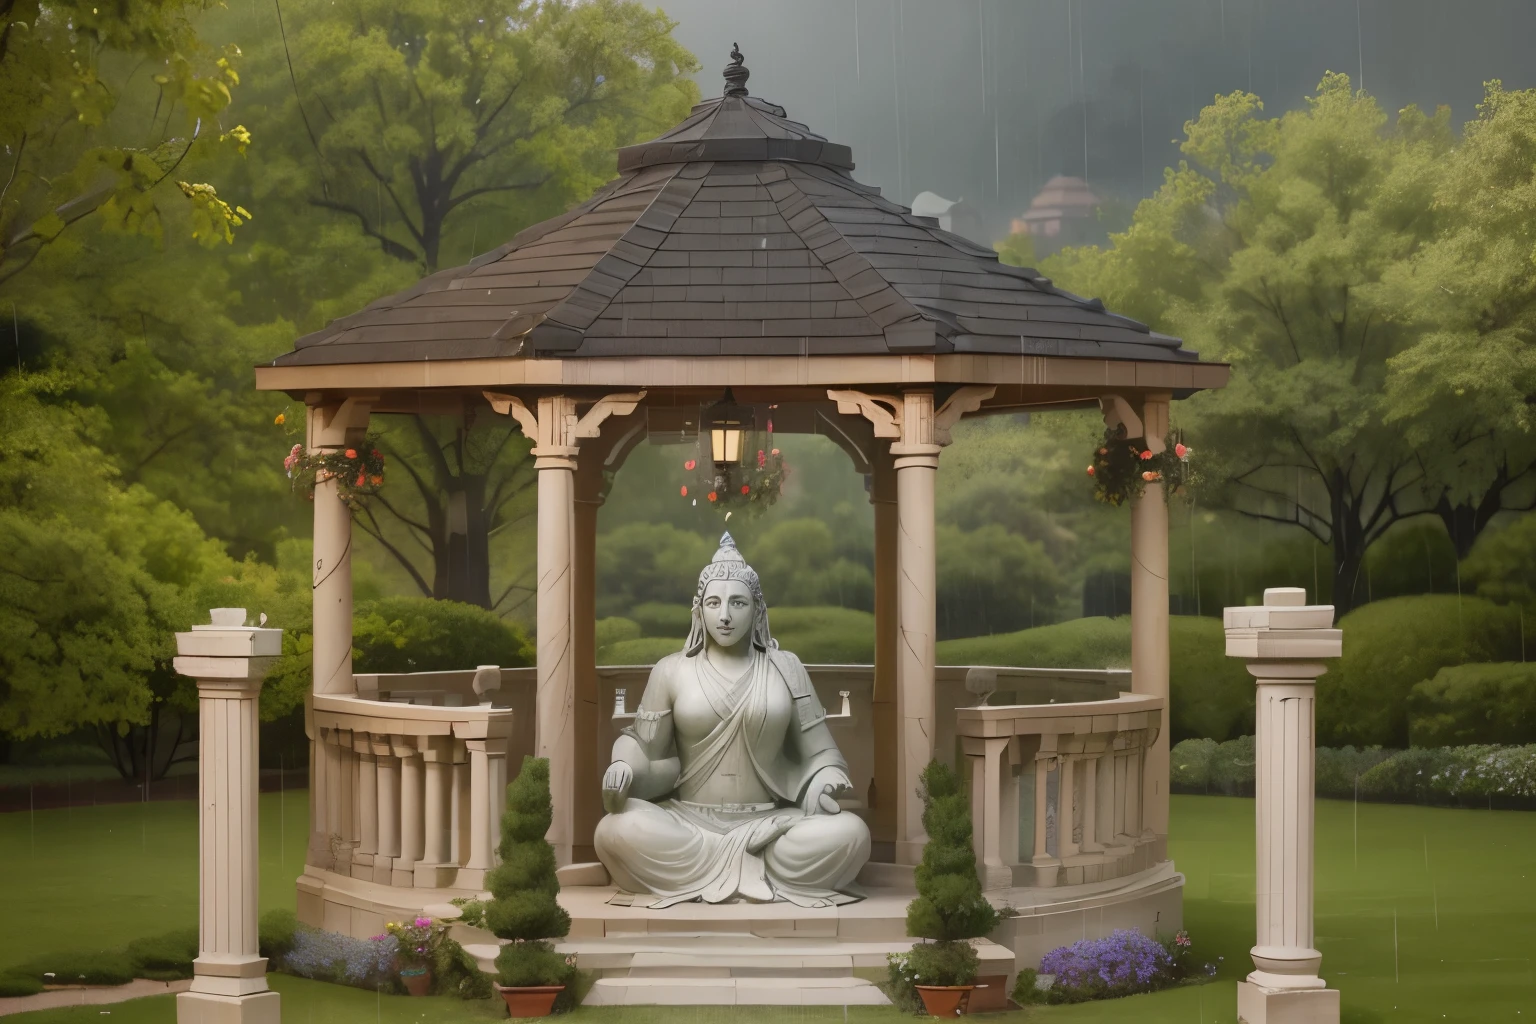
[
  {"x1": 304, "y1": 682, "x2": 521, "y2": 899},
  {"x1": 956, "y1": 692, "x2": 1164, "y2": 890}
]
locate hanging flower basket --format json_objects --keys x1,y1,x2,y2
[
  {"x1": 1087, "y1": 426, "x2": 1195, "y2": 506},
  {"x1": 284, "y1": 437, "x2": 386, "y2": 505},
  {"x1": 679, "y1": 432, "x2": 787, "y2": 518}
]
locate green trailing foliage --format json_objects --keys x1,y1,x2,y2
[{"x1": 486, "y1": 756, "x2": 574, "y2": 993}]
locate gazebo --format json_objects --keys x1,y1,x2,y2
[{"x1": 249, "y1": 47, "x2": 1228, "y2": 1002}]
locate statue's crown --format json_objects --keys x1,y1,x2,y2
[{"x1": 711, "y1": 531, "x2": 744, "y2": 565}]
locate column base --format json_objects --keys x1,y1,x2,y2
[
  {"x1": 413, "y1": 861, "x2": 461, "y2": 888},
  {"x1": 980, "y1": 863, "x2": 1013, "y2": 890},
  {"x1": 1237, "y1": 980, "x2": 1339, "y2": 1024},
  {"x1": 177, "y1": 990, "x2": 280, "y2": 1024}
]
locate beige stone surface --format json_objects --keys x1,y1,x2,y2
[
  {"x1": 1237, "y1": 981, "x2": 1340, "y2": 1024},
  {"x1": 0, "y1": 979, "x2": 192, "y2": 1018}
]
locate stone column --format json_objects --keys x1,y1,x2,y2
[
  {"x1": 1031, "y1": 743, "x2": 1059, "y2": 886},
  {"x1": 173, "y1": 612, "x2": 282, "y2": 1024},
  {"x1": 1226, "y1": 587, "x2": 1343, "y2": 1024},
  {"x1": 449, "y1": 756, "x2": 466, "y2": 867},
  {"x1": 1081, "y1": 753, "x2": 1103, "y2": 853},
  {"x1": 305, "y1": 397, "x2": 371, "y2": 874},
  {"x1": 420, "y1": 739, "x2": 452, "y2": 884},
  {"x1": 571, "y1": 455, "x2": 608, "y2": 865},
  {"x1": 892, "y1": 390, "x2": 939, "y2": 865},
  {"x1": 374, "y1": 746, "x2": 400, "y2": 885},
  {"x1": 354, "y1": 743, "x2": 377, "y2": 879},
  {"x1": 462, "y1": 739, "x2": 497, "y2": 887},
  {"x1": 970, "y1": 736, "x2": 1012, "y2": 889},
  {"x1": 869, "y1": 446, "x2": 899, "y2": 852},
  {"x1": 1129, "y1": 392, "x2": 1172, "y2": 849},
  {"x1": 395, "y1": 742, "x2": 423, "y2": 886}
]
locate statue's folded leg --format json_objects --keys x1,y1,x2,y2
[
  {"x1": 594, "y1": 798, "x2": 708, "y2": 895},
  {"x1": 763, "y1": 811, "x2": 871, "y2": 892}
]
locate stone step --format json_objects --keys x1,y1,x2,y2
[{"x1": 583, "y1": 974, "x2": 891, "y2": 1007}]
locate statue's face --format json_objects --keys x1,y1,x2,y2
[{"x1": 701, "y1": 578, "x2": 754, "y2": 649}]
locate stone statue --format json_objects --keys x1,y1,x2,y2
[{"x1": 594, "y1": 533, "x2": 871, "y2": 908}]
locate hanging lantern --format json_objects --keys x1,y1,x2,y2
[{"x1": 705, "y1": 389, "x2": 751, "y2": 468}]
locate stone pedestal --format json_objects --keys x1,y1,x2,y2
[
  {"x1": 173, "y1": 612, "x2": 283, "y2": 1024},
  {"x1": 1226, "y1": 587, "x2": 1343, "y2": 1024}
]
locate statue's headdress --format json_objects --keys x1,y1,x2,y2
[{"x1": 685, "y1": 532, "x2": 776, "y2": 656}]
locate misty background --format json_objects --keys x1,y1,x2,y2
[{"x1": 653, "y1": 0, "x2": 1536, "y2": 242}]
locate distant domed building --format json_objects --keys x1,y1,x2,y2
[{"x1": 1011, "y1": 175, "x2": 1101, "y2": 253}]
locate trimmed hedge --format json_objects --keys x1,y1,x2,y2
[
  {"x1": 1172, "y1": 737, "x2": 1536, "y2": 808},
  {"x1": 1408, "y1": 662, "x2": 1536, "y2": 746},
  {"x1": 353, "y1": 596, "x2": 533, "y2": 674},
  {"x1": 1321, "y1": 595, "x2": 1520, "y2": 748}
]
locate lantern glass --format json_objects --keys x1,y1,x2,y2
[{"x1": 711, "y1": 425, "x2": 743, "y2": 465}]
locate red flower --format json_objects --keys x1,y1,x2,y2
[
  {"x1": 771, "y1": 448, "x2": 780, "y2": 456},
  {"x1": 684, "y1": 459, "x2": 696, "y2": 471},
  {"x1": 1140, "y1": 450, "x2": 1153, "y2": 461},
  {"x1": 1086, "y1": 465, "x2": 1096, "y2": 476},
  {"x1": 356, "y1": 473, "x2": 367, "y2": 487},
  {"x1": 680, "y1": 485, "x2": 688, "y2": 497},
  {"x1": 1142, "y1": 470, "x2": 1161, "y2": 481},
  {"x1": 345, "y1": 448, "x2": 358, "y2": 459},
  {"x1": 370, "y1": 475, "x2": 383, "y2": 486},
  {"x1": 740, "y1": 484, "x2": 750, "y2": 494},
  {"x1": 1175, "y1": 443, "x2": 1189, "y2": 459},
  {"x1": 1098, "y1": 447, "x2": 1108, "y2": 456},
  {"x1": 371, "y1": 449, "x2": 381, "y2": 459},
  {"x1": 707, "y1": 491, "x2": 718, "y2": 502}
]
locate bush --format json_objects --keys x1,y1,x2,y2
[
  {"x1": 1408, "y1": 662, "x2": 1536, "y2": 746},
  {"x1": 936, "y1": 616, "x2": 1254, "y2": 742},
  {"x1": 126, "y1": 929, "x2": 199, "y2": 980},
  {"x1": 1170, "y1": 738, "x2": 1218, "y2": 791},
  {"x1": 432, "y1": 935, "x2": 493, "y2": 999},
  {"x1": 487, "y1": 757, "x2": 573, "y2": 992},
  {"x1": 769, "y1": 606, "x2": 875, "y2": 663},
  {"x1": 280, "y1": 927, "x2": 396, "y2": 989},
  {"x1": 628, "y1": 602, "x2": 692, "y2": 638},
  {"x1": 0, "y1": 974, "x2": 44, "y2": 996},
  {"x1": 258, "y1": 909, "x2": 298, "y2": 963},
  {"x1": 1358, "y1": 745, "x2": 1536, "y2": 806},
  {"x1": 1039, "y1": 930, "x2": 1196, "y2": 1003},
  {"x1": 1321, "y1": 595, "x2": 1520, "y2": 747},
  {"x1": 1315, "y1": 746, "x2": 1395, "y2": 799},
  {"x1": 353, "y1": 596, "x2": 533, "y2": 674},
  {"x1": 907, "y1": 760, "x2": 998, "y2": 953},
  {"x1": 1010, "y1": 967, "x2": 1045, "y2": 1005},
  {"x1": 594, "y1": 617, "x2": 641, "y2": 650},
  {"x1": 11, "y1": 950, "x2": 136, "y2": 987}
]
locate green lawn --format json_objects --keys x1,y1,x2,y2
[{"x1": 2, "y1": 795, "x2": 1533, "y2": 1023}]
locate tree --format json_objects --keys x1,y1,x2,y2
[
  {"x1": 485, "y1": 756, "x2": 573, "y2": 991},
  {"x1": 1382, "y1": 81, "x2": 1536, "y2": 557},
  {"x1": 0, "y1": 0, "x2": 253, "y2": 285},
  {"x1": 1046, "y1": 74, "x2": 1452, "y2": 614},
  {"x1": 251, "y1": 0, "x2": 699, "y2": 272},
  {"x1": 348, "y1": 414, "x2": 537, "y2": 609},
  {"x1": 0, "y1": 372, "x2": 228, "y2": 774}
]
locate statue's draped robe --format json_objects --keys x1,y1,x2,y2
[{"x1": 595, "y1": 648, "x2": 870, "y2": 908}]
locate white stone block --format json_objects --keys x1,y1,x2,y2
[
  {"x1": 177, "y1": 628, "x2": 283, "y2": 658},
  {"x1": 1237, "y1": 981, "x2": 1340, "y2": 1023},
  {"x1": 172, "y1": 655, "x2": 280, "y2": 681},
  {"x1": 1263, "y1": 587, "x2": 1307, "y2": 607}
]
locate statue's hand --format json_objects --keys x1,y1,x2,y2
[
  {"x1": 802, "y1": 766, "x2": 854, "y2": 816},
  {"x1": 602, "y1": 761, "x2": 634, "y2": 814}
]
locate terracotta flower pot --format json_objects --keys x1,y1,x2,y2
[
  {"x1": 496, "y1": 983, "x2": 564, "y2": 1018},
  {"x1": 399, "y1": 967, "x2": 431, "y2": 996},
  {"x1": 915, "y1": 984, "x2": 974, "y2": 1017}
]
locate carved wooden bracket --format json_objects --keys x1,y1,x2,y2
[
  {"x1": 1099, "y1": 393, "x2": 1170, "y2": 454},
  {"x1": 827, "y1": 390, "x2": 903, "y2": 439},
  {"x1": 934, "y1": 386, "x2": 996, "y2": 445},
  {"x1": 305, "y1": 393, "x2": 377, "y2": 447},
  {"x1": 1098, "y1": 394, "x2": 1144, "y2": 439},
  {"x1": 483, "y1": 391, "x2": 647, "y2": 453}
]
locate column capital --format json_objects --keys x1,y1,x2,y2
[
  {"x1": 829, "y1": 386, "x2": 995, "y2": 451},
  {"x1": 483, "y1": 390, "x2": 647, "y2": 458},
  {"x1": 175, "y1": 616, "x2": 283, "y2": 690},
  {"x1": 305, "y1": 394, "x2": 375, "y2": 448}
]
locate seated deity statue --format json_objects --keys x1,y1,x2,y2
[{"x1": 594, "y1": 533, "x2": 871, "y2": 908}]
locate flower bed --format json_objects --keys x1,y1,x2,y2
[{"x1": 1013, "y1": 929, "x2": 1217, "y2": 1005}]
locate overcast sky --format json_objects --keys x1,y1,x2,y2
[{"x1": 652, "y1": 0, "x2": 1536, "y2": 240}]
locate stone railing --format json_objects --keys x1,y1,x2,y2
[
  {"x1": 306, "y1": 668, "x2": 533, "y2": 892},
  {"x1": 957, "y1": 692, "x2": 1163, "y2": 890},
  {"x1": 306, "y1": 662, "x2": 1136, "y2": 894}
]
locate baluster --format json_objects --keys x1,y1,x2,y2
[
  {"x1": 465, "y1": 740, "x2": 493, "y2": 882},
  {"x1": 1059, "y1": 755, "x2": 1079, "y2": 859},
  {"x1": 449, "y1": 753, "x2": 465, "y2": 868},
  {"x1": 423, "y1": 745, "x2": 451, "y2": 873},
  {"x1": 397, "y1": 742, "x2": 424, "y2": 886},
  {"x1": 375, "y1": 744, "x2": 401, "y2": 885},
  {"x1": 356, "y1": 739, "x2": 378, "y2": 878}
]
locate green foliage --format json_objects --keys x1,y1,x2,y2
[
  {"x1": 258, "y1": 909, "x2": 299, "y2": 963},
  {"x1": 12, "y1": 949, "x2": 137, "y2": 986},
  {"x1": 0, "y1": 0, "x2": 253, "y2": 285},
  {"x1": 1314, "y1": 745, "x2": 1396, "y2": 799},
  {"x1": 936, "y1": 616, "x2": 1254, "y2": 742},
  {"x1": 596, "y1": 523, "x2": 715, "y2": 617},
  {"x1": 1463, "y1": 514, "x2": 1536, "y2": 613},
  {"x1": 750, "y1": 518, "x2": 874, "y2": 611},
  {"x1": 493, "y1": 940, "x2": 573, "y2": 989},
  {"x1": 0, "y1": 973, "x2": 44, "y2": 996},
  {"x1": 904, "y1": 938, "x2": 980, "y2": 987},
  {"x1": 352, "y1": 596, "x2": 533, "y2": 674},
  {"x1": 936, "y1": 523, "x2": 1062, "y2": 639},
  {"x1": 906, "y1": 761, "x2": 999, "y2": 942},
  {"x1": 485, "y1": 757, "x2": 571, "y2": 951},
  {"x1": 125, "y1": 929, "x2": 200, "y2": 980},
  {"x1": 1322, "y1": 595, "x2": 1520, "y2": 747},
  {"x1": 1409, "y1": 663, "x2": 1536, "y2": 746},
  {"x1": 994, "y1": 231, "x2": 1037, "y2": 269},
  {"x1": 629, "y1": 602, "x2": 692, "y2": 638},
  {"x1": 432, "y1": 935, "x2": 493, "y2": 999},
  {"x1": 1357, "y1": 745, "x2": 1536, "y2": 805},
  {"x1": 595, "y1": 617, "x2": 642, "y2": 649},
  {"x1": 1011, "y1": 967, "x2": 1046, "y2": 1005}
]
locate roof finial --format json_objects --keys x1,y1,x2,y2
[{"x1": 723, "y1": 42, "x2": 749, "y2": 98}]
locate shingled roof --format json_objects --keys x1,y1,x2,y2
[{"x1": 273, "y1": 46, "x2": 1194, "y2": 368}]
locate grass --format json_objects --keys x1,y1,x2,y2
[{"x1": 2, "y1": 795, "x2": 1533, "y2": 1022}]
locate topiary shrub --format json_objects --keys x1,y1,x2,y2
[
  {"x1": 486, "y1": 756, "x2": 574, "y2": 996},
  {"x1": 898, "y1": 759, "x2": 1000, "y2": 1000},
  {"x1": 1408, "y1": 662, "x2": 1536, "y2": 746},
  {"x1": 353, "y1": 597, "x2": 533, "y2": 674},
  {"x1": 126, "y1": 928, "x2": 199, "y2": 980}
]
